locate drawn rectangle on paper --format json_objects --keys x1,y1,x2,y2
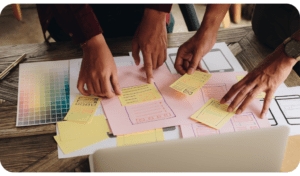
[{"x1": 275, "y1": 95, "x2": 300, "y2": 125}]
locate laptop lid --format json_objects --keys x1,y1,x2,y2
[{"x1": 90, "y1": 126, "x2": 289, "y2": 172}]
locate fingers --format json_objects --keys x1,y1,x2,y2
[
  {"x1": 227, "y1": 83, "x2": 256, "y2": 112},
  {"x1": 220, "y1": 78, "x2": 248, "y2": 104},
  {"x1": 100, "y1": 75, "x2": 115, "y2": 98},
  {"x1": 174, "y1": 48, "x2": 186, "y2": 75},
  {"x1": 260, "y1": 90, "x2": 274, "y2": 119},
  {"x1": 93, "y1": 78, "x2": 102, "y2": 96},
  {"x1": 197, "y1": 62, "x2": 208, "y2": 73},
  {"x1": 132, "y1": 41, "x2": 141, "y2": 66},
  {"x1": 156, "y1": 48, "x2": 166, "y2": 68},
  {"x1": 235, "y1": 86, "x2": 263, "y2": 115},
  {"x1": 77, "y1": 79, "x2": 90, "y2": 96},
  {"x1": 111, "y1": 74, "x2": 122, "y2": 95},
  {"x1": 86, "y1": 81, "x2": 96, "y2": 96},
  {"x1": 183, "y1": 60, "x2": 190, "y2": 71},
  {"x1": 142, "y1": 51, "x2": 154, "y2": 83},
  {"x1": 152, "y1": 52, "x2": 158, "y2": 69},
  {"x1": 187, "y1": 50, "x2": 203, "y2": 75}
]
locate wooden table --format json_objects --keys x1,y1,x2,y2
[{"x1": 0, "y1": 26, "x2": 299, "y2": 172}]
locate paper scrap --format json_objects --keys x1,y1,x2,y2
[
  {"x1": 118, "y1": 84, "x2": 162, "y2": 106},
  {"x1": 170, "y1": 71, "x2": 212, "y2": 96},
  {"x1": 64, "y1": 95, "x2": 100, "y2": 122},
  {"x1": 117, "y1": 128, "x2": 164, "y2": 147},
  {"x1": 191, "y1": 98, "x2": 235, "y2": 129},
  {"x1": 54, "y1": 115, "x2": 110, "y2": 154},
  {"x1": 236, "y1": 75, "x2": 274, "y2": 99}
]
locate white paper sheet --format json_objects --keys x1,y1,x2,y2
[{"x1": 260, "y1": 86, "x2": 300, "y2": 136}]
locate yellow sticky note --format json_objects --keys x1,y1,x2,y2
[
  {"x1": 57, "y1": 115, "x2": 110, "y2": 142},
  {"x1": 64, "y1": 95, "x2": 101, "y2": 122},
  {"x1": 54, "y1": 115, "x2": 110, "y2": 154},
  {"x1": 118, "y1": 84, "x2": 162, "y2": 106},
  {"x1": 54, "y1": 135, "x2": 105, "y2": 154},
  {"x1": 191, "y1": 98, "x2": 235, "y2": 130},
  {"x1": 236, "y1": 75, "x2": 274, "y2": 99},
  {"x1": 117, "y1": 128, "x2": 164, "y2": 147},
  {"x1": 170, "y1": 71, "x2": 212, "y2": 96}
]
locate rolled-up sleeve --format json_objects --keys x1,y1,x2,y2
[{"x1": 52, "y1": 4, "x2": 103, "y2": 44}]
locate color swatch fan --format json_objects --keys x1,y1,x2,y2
[{"x1": 17, "y1": 60, "x2": 70, "y2": 126}]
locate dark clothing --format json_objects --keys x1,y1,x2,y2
[
  {"x1": 252, "y1": 4, "x2": 300, "y2": 76},
  {"x1": 36, "y1": 4, "x2": 172, "y2": 44}
]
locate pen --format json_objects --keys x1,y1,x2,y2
[{"x1": 0, "y1": 53, "x2": 26, "y2": 80}]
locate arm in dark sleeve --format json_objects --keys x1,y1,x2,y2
[{"x1": 52, "y1": 4, "x2": 103, "y2": 45}]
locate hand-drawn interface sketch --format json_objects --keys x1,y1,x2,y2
[
  {"x1": 164, "y1": 43, "x2": 244, "y2": 74},
  {"x1": 260, "y1": 87, "x2": 300, "y2": 136},
  {"x1": 181, "y1": 112, "x2": 265, "y2": 138}
]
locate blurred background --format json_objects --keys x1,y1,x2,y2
[{"x1": 0, "y1": 4, "x2": 253, "y2": 47}]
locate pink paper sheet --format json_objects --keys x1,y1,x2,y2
[
  {"x1": 101, "y1": 64, "x2": 195, "y2": 135},
  {"x1": 179, "y1": 71, "x2": 271, "y2": 138}
]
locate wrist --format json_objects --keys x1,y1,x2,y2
[
  {"x1": 81, "y1": 34, "x2": 106, "y2": 52},
  {"x1": 194, "y1": 25, "x2": 217, "y2": 41},
  {"x1": 275, "y1": 44, "x2": 298, "y2": 68},
  {"x1": 143, "y1": 8, "x2": 166, "y2": 22}
]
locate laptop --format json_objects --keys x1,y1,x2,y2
[{"x1": 89, "y1": 126, "x2": 289, "y2": 172}]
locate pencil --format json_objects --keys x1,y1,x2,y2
[
  {"x1": 0, "y1": 53, "x2": 26, "y2": 79},
  {"x1": 12, "y1": 4, "x2": 22, "y2": 21}
]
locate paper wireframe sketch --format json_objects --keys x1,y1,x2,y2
[
  {"x1": 129, "y1": 42, "x2": 244, "y2": 74},
  {"x1": 165, "y1": 42, "x2": 245, "y2": 74},
  {"x1": 179, "y1": 71, "x2": 271, "y2": 138},
  {"x1": 101, "y1": 64, "x2": 195, "y2": 135},
  {"x1": 181, "y1": 111, "x2": 271, "y2": 138},
  {"x1": 259, "y1": 87, "x2": 300, "y2": 136}
]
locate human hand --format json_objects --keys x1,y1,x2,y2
[
  {"x1": 220, "y1": 45, "x2": 298, "y2": 118},
  {"x1": 77, "y1": 34, "x2": 122, "y2": 98},
  {"x1": 174, "y1": 27, "x2": 217, "y2": 75},
  {"x1": 132, "y1": 8, "x2": 167, "y2": 83}
]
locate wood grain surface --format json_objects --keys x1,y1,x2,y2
[{"x1": 0, "y1": 26, "x2": 299, "y2": 172}]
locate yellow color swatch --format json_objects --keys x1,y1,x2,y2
[
  {"x1": 64, "y1": 95, "x2": 101, "y2": 122},
  {"x1": 170, "y1": 71, "x2": 212, "y2": 96},
  {"x1": 236, "y1": 75, "x2": 274, "y2": 99},
  {"x1": 54, "y1": 115, "x2": 110, "y2": 154},
  {"x1": 118, "y1": 84, "x2": 162, "y2": 106},
  {"x1": 117, "y1": 128, "x2": 164, "y2": 147},
  {"x1": 191, "y1": 98, "x2": 235, "y2": 130}
]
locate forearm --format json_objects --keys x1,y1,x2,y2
[
  {"x1": 199, "y1": 4, "x2": 231, "y2": 33},
  {"x1": 143, "y1": 8, "x2": 167, "y2": 22}
]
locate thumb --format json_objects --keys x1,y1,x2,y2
[{"x1": 187, "y1": 50, "x2": 203, "y2": 75}]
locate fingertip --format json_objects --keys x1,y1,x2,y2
[
  {"x1": 236, "y1": 109, "x2": 242, "y2": 115},
  {"x1": 187, "y1": 68, "x2": 195, "y2": 75},
  {"x1": 148, "y1": 78, "x2": 154, "y2": 84},
  {"x1": 227, "y1": 107, "x2": 233, "y2": 112},
  {"x1": 115, "y1": 87, "x2": 122, "y2": 96},
  {"x1": 220, "y1": 98, "x2": 225, "y2": 104},
  {"x1": 260, "y1": 112, "x2": 267, "y2": 119}
]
